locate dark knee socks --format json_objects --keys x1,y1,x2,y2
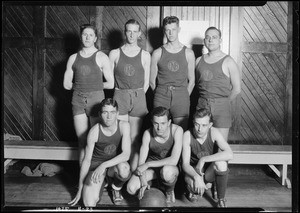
[
  {"x1": 162, "y1": 175, "x2": 178, "y2": 192},
  {"x1": 215, "y1": 169, "x2": 229, "y2": 199},
  {"x1": 112, "y1": 171, "x2": 132, "y2": 189}
]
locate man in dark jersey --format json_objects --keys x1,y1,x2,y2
[
  {"x1": 109, "y1": 19, "x2": 151, "y2": 172},
  {"x1": 150, "y1": 16, "x2": 195, "y2": 131},
  {"x1": 126, "y1": 106, "x2": 183, "y2": 205},
  {"x1": 63, "y1": 24, "x2": 114, "y2": 165},
  {"x1": 182, "y1": 108, "x2": 233, "y2": 207},
  {"x1": 195, "y1": 26, "x2": 241, "y2": 141},
  {"x1": 68, "y1": 98, "x2": 131, "y2": 207}
]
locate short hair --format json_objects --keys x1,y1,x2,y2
[
  {"x1": 80, "y1": 24, "x2": 97, "y2": 37},
  {"x1": 124, "y1": 19, "x2": 141, "y2": 31},
  {"x1": 193, "y1": 108, "x2": 213, "y2": 123},
  {"x1": 162, "y1": 16, "x2": 179, "y2": 27},
  {"x1": 151, "y1": 106, "x2": 171, "y2": 121},
  {"x1": 99, "y1": 98, "x2": 118, "y2": 112},
  {"x1": 205, "y1": 26, "x2": 222, "y2": 38}
]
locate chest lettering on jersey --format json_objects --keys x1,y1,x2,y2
[
  {"x1": 80, "y1": 65, "x2": 91, "y2": 76},
  {"x1": 124, "y1": 64, "x2": 135, "y2": 76},
  {"x1": 104, "y1": 144, "x2": 117, "y2": 155},
  {"x1": 167, "y1": 60, "x2": 179, "y2": 72},
  {"x1": 160, "y1": 149, "x2": 168, "y2": 158},
  {"x1": 201, "y1": 69, "x2": 214, "y2": 81}
]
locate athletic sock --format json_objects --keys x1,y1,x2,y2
[
  {"x1": 112, "y1": 171, "x2": 132, "y2": 188},
  {"x1": 215, "y1": 169, "x2": 229, "y2": 199},
  {"x1": 162, "y1": 175, "x2": 178, "y2": 192}
]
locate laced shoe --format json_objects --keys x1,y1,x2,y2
[
  {"x1": 166, "y1": 190, "x2": 176, "y2": 203},
  {"x1": 187, "y1": 192, "x2": 199, "y2": 203},
  {"x1": 112, "y1": 189, "x2": 123, "y2": 205},
  {"x1": 217, "y1": 198, "x2": 227, "y2": 208}
]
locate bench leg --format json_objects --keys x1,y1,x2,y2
[
  {"x1": 268, "y1": 164, "x2": 291, "y2": 189},
  {"x1": 282, "y1": 164, "x2": 291, "y2": 189}
]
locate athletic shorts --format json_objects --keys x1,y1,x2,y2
[
  {"x1": 153, "y1": 85, "x2": 190, "y2": 118},
  {"x1": 196, "y1": 97, "x2": 232, "y2": 128},
  {"x1": 72, "y1": 90, "x2": 105, "y2": 117},
  {"x1": 113, "y1": 88, "x2": 148, "y2": 117}
]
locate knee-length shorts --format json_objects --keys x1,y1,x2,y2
[
  {"x1": 196, "y1": 97, "x2": 232, "y2": 128},
  {"x1": 153, "y1": 85, "x2": 190, "y2": 118},
  {"x1": 113, "y1": 88, "x2": 148, "y2": 117},
  {"x1": 72, "y1": 90, "x2": 105, "y2": 117}
]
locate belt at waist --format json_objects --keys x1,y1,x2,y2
[
  {"x1": 115, "y1": 87, "x2": 143, "y2": 91},
  {"x1": 157, "y1": 85, "x2": 186, "y2": 90}
]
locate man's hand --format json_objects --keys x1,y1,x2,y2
[
  {"x1": 193, "y1": 174, "x2": 207, "y2": 197},
  {"x1": 138, "y1": 171, "x2": 150, "y2": 200},
  {"x1": 68, "y1": 188, "x2": 82, "y2": 206},
  {"x1": 91, "y1": 165, "x2": 106, "y2": 183},
  {"x1": 135, "y1": 163, "x2": 149, "y2": 176}
]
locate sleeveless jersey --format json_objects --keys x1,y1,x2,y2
[
  {"x1": 189, "y1": 128, "x2": 215, "y2": 166},
  {"x1": 91, "y1": 121, "x2": 122, "y2": 163},
  {"x1": 114, "y1": 48, "x2": 144, "y2": 89},
  {"x1": 156, "y1": 46, "x2": 188, "y2": 87},
  {"x1": 72, "y1": 51, "x2": 104, "y2": 92},
  {"x1": 195, "y1": 55, "x2": 231, "y2": 98},
  {"x1": 148, "y1": 125, "x2": 174, "y2": 161}
]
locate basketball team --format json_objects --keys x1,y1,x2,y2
[{"x1": 63, "y1": 16, "x2": 241, "y2": 208}]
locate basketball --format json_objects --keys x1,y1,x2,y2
[{"x1": 139, "y1": 188, "x2": 167, "y2": 207}]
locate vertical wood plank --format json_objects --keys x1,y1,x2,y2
[
  {"x1": 187, "y1": 6, "x2": 194, "y2": 20},
  {"x1": 284, "y1": 2, "x2": 293, "y2": 144},
  {"x1": 146, "y1": 6, "x2": 161, "y2": 53},
  {"x1": 193, "y1": 6, "x2": 199, "y2": 20},
  {"x1": 229, "y1": 6, "x2": 244, "y2": 143},
  {"x1": 96, "y1": 6, "x2": 104, "y2": 50},
  {"x1": 32, "y1": 6, "x2": 46, "y2": 140}
]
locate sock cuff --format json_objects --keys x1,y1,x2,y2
[
  {"x1": 111, "y1": 183, "x2": 122, "y2": 191},
  {"x1": 215, "y1": 169, "x2": 229, "y2": 176}
]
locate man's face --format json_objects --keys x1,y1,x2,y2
[
  {"x1": 204, "y1": 29, "x2": 221, "y2": 51},
  {"x1": 152, "y1": 115, "x2": 171, "y2": 137},
  {"x1": 125, "y1": 23, "x2": 141, "y2": 44},
  {"x1": 81, "y1": 28, "x2": 97, "y2": 48},
  {"x1": 164, "y1": 23, "x2": 180, "y2": 42},
  {"x1": 193, "y1": 116, "x2": 213, "y2": 138},
  {"x1": 100, "y1": 105, "x2": 118, "y2": 127}
]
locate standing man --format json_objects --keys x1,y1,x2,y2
[
  {"x1": 150, "y1": 16, "x2": 195, "y2": 131},
  {"x1": 126, "y1": 106, "x2": 183, "y2": 205},
  {"x1": 195, "y1": 26, "x2": 241, "y2": 141},
  {"x1": 68, "y1": 98, "x2": 131, "y2": 207},
  {"x1": 63, "y1": 24, "x2": 114, "y2": 165},
  {"x1": 109, "y1": 19, "x2": 151, "y2": 172},
  {"x1": 182, "y1": 108, "x2": 233, "y2": 207}
]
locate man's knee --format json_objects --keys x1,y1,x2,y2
[
  {"x1": 127, "y1": 176, "x2": 139, "y2": 195},
  {"x1": 116, "y1": 162, "x2": 131, "y2": 179},
  {"x1": 214, "y1": 161, "x2": 228, "y2": 172},
  {"x1": 83, "y1": 196, "x2": 98, "y2": 207},
  {"x1": 160, "y1": 165, "x2": 178, "y2": 183},
  {"x1": 82, "y1": 185, "x2": 99, "y2": 207}
]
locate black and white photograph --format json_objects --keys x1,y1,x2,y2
[{"x1": 2, "y1": 1, "x2": 298, "y2": 212}]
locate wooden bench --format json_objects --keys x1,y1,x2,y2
[
  {"x1": 229, "y1": 144, "x2": 292, "y2": 188},
  {"x1": 4, "y1": 140, "x2": 78, "y2": 171},
  {"x1": 4, "y1": 140, "x2": 292, "y2": 188}
]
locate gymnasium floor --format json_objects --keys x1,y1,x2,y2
[{"x1": 3, "y1": 160, "x2": 293, "y2": 212}]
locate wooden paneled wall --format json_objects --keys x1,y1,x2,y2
[
  {"x1": 241, "y1": 2, "x2": 291, "y2": 145},
  {"x1": 3, "y1": 3, "x2": 293, "y2": 145},
  {"x1": 162, "y1": 2, "x2": 292, "y2": 145}
]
